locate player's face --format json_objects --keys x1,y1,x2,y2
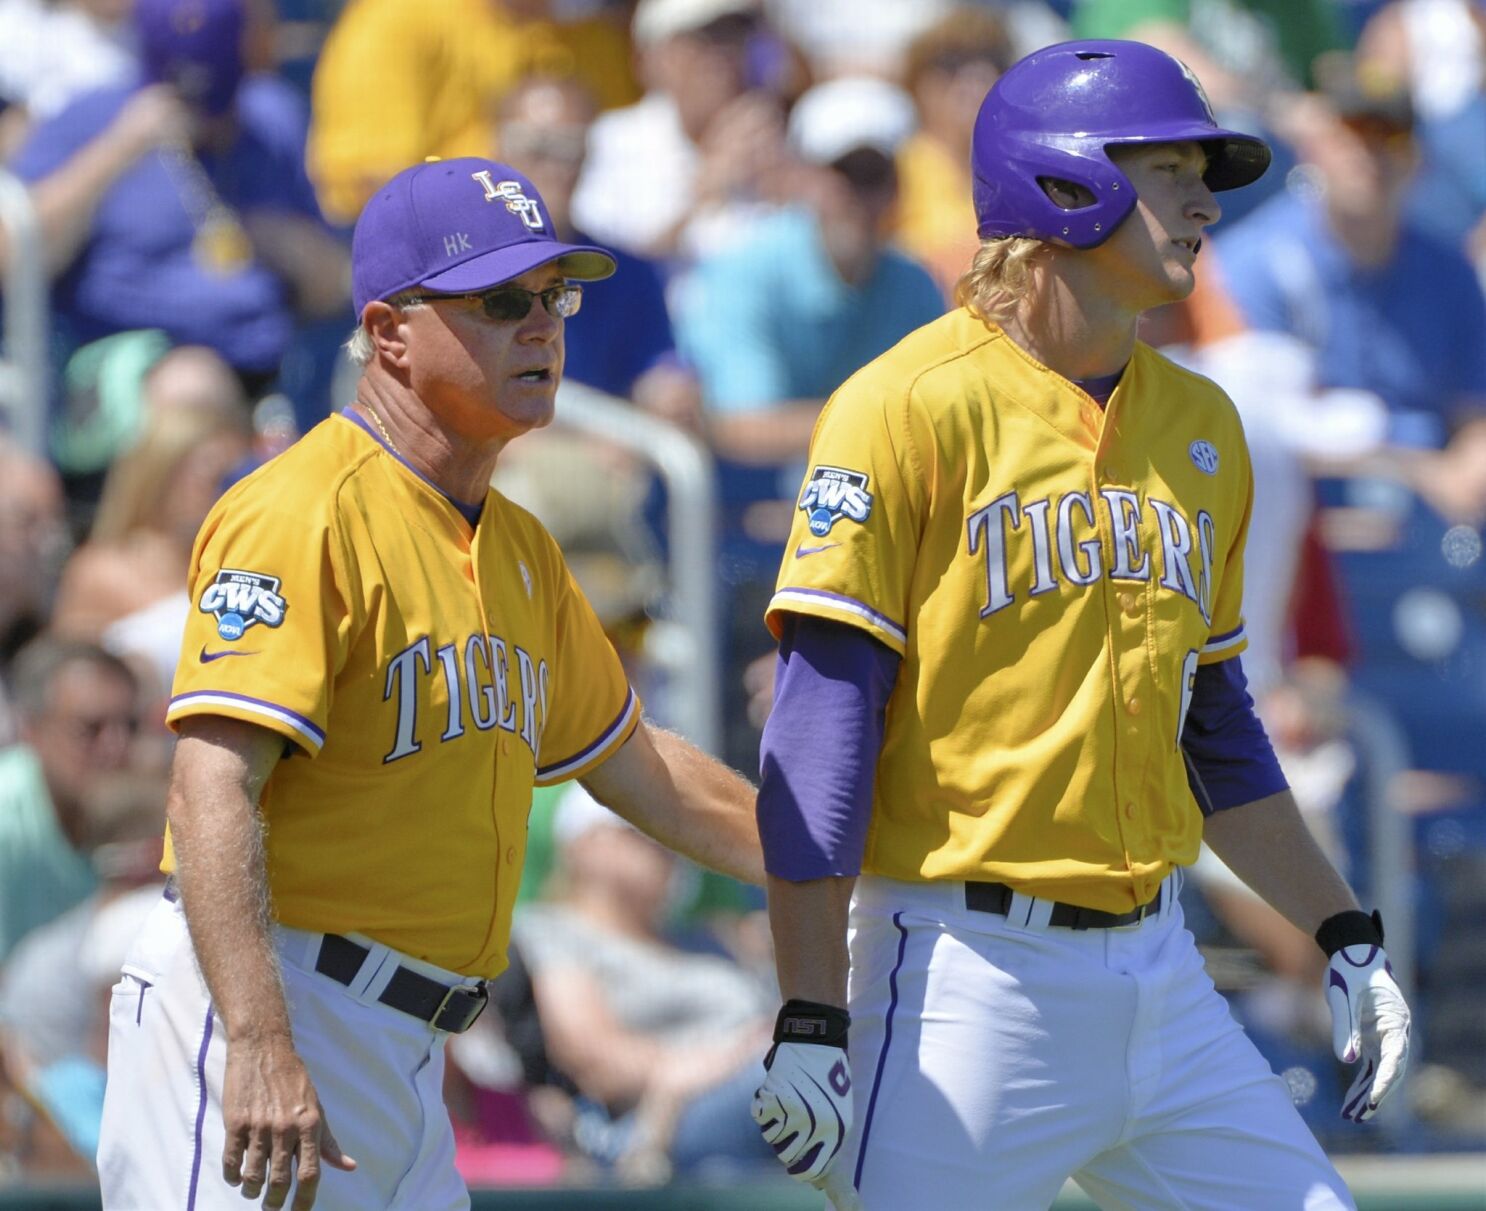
[
  {"x1": 1087, "y1": 142, "x2": 1220, "y2": 311},
  {"x1": 403, "y1": 263, "x2": 567, "y2": 441}
]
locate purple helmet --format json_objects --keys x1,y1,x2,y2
[{"x1": 971, "y1": 40, "x2": 1271, "y2": 248}]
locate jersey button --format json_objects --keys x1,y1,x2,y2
[
  {"x1": 506, "y1": 846, "x2": 517, "y2": 865},
  {"x1": 1119, "y1": 591, "x2": 1139, "y2": 615},
  {"x1": 1126, "y1": 697, "x2": 1141, "y2": 716},
  {"x1": 1124, "y1": 802, "x2": 1136, "y2": 819}
]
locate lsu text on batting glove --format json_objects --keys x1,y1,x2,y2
[
  {"x1": 752, "y1": 999, "x2": 853, "y2": 1183},
  {"x1": 1317, "y1": 909, "x2": 1412, "y2": 1123}
]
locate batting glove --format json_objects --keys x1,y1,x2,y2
[
  {"x1": 753, "y1": 999, "x2": 853, "y2": 1183},
  {"x1": 1317, "y1": 910, "x2": 1412, "y2": 1123}
]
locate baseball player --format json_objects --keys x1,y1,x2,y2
[
  {"x1": 95, "y1": 157, "x2": 764, "y2": 1211},
  {"x1": 750, "y1": 41, "x2": 1412, "y2": 1211}
]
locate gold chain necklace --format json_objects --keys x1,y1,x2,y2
[{"x1": 362, "y1": 404, "x2": 399, "y2": 453}]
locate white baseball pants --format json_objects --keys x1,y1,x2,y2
[
  {"x1": 826, "y1": 874, "x2": 1355, "y2": 1211},
  {"x1": 97, "y1": 892, "x2": 469, "y2": 1210}
]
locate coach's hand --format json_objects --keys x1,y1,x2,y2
[
  {"x1": 1317, "y1": 910, "x2": 1412, "y2": 1123},
  {"x1": 222, "y1": 1035, "x2": 357, "y2": 1210},
  {"x1": 753, "y1": 1000, "x2": 854, "y2": 1183}
]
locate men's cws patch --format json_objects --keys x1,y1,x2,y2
[
  {"x1": 767, "y1": 311, "x2": 1255, "y2": 913},
  {"x1": 197, "y1": 569, "x2": 288, "y2": 641},
  {"x1": 799, "y1": 466, "x2": 874, "y2": 537},
  {"x1": 165, "y1": 413, "x2": 639, "y2": 977}
]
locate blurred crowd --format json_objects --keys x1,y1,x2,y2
[{"x1": 2, "y1": 0, "x2": 1485, "y2": 1189}]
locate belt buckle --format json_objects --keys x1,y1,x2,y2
[{"x1": 431, "y1": 982, "x2": 489, "y2": 1033}]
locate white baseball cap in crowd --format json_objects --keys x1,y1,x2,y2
[
  {"x1": 787, "y1": 75, "x2": 918, "y2": 166},
  {"x1": 632, "y1": 0, "x2": 757, "y2": 45}
]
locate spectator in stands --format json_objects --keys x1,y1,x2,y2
[
  {"x1": 0, "y1": 640, "x2": 139, "y2": 963},
  {"x1": 513, "y1": 786, "x2": 774, "y2": 1183},
  {"x1": 678, "y1": 76, "x2": 943, "y2": 466},
  {"x1": 571, "y1": 0, "x2": 790, "y2": 263},
  {"x1": 496, "y1": 74, "x2": 701, "y2": 428},
  {"x1": 894, "y1": 6, "x2": 1015, "y2": 298},
  {"x1": 308, "y1": 0, "x2": 638, "y2": 226},
  {"x1": 0, "y1": 0, "x2": 133, "y2": 157},
  {"x1": 6, "y1": 0, "x2": 348, "y2": 394},
  {"x1": 0, "y1": 770, "x2": 166, "y2": 1169},
  {"x1": 676, "y1": 75, "x2": 943, "y2": 768},
  {"x1": 50, "y1": 398, "x2": 253, "y2": 701},
  {"x1": 0, "y1": 442, "x2": 69, "y2": 720},
  {"x1": 1357, "y1": 0, "x2": 1486, "y2": 265},
  {"x1": 1215, "y1": 59, "x2": 1486, "y2": 455}
]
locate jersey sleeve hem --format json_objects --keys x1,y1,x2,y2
[
  {"x1": 766, "y1": 588, "x2": 908, "y2": 656},
  {"x1": 1197, "y1": 624, "x2": 1247, "y2": 665},
  {"x1": 534, "y1": 687, "x2": 640, "y2": 785},
  {"x1": 166, "y1": 691, "x2": 327, "y2": 755}
]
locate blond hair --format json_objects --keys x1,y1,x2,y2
[{"x1": 954, "y1": 236, "x2": 1044, "y2": 326}]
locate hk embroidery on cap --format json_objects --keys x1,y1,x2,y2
[{"x1": 470, "y1": 170, "x2": 545, "y2": 230}]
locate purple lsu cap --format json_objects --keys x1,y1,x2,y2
[
  {"x1": 351, "y1": 158, "x2": 617, "y2": 316},
  {"x1": 135, "y1": 0, "x2": 246, "y2": 116}
]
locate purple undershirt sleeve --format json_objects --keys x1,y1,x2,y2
[
  {"x1": 757, "y1": 614, "x2": 900, "y2": 880},
  {"x1": 1181, "y1": 656, "x2": 1289, "y2": 815}
]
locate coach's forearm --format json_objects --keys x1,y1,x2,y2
[
  {"x1": 767, "y1": 874, "x2": 855, "y2": 1008},
  {"x1": 1202, "y1": 788, "x2": 1360, "y2": 936},
  {"x1": 168, "y1": 720, "x2": 292, "y2": 1044},
  {"x1": 583, "y1": 722, "x2": 765, "y2": 885}
]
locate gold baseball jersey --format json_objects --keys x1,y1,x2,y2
[
  {"x1": 767, "y1": 310, "x2": 1252, "y2": 912},
  {"x1": 166, "y1": 413, "x2": 638, "y2": 977}
]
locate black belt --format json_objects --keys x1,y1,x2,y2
[
  {"x1": 965, "y1": 881, "x2": 1163, "y2": 930},
  {"x1": 314, "y1": 933, "x2": 488, "y2": 1034},
  {"x1": 163, "y1": 882, "x2": 488, "y2": 1033}
]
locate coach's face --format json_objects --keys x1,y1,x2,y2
[
  {"x1": 403, "y1": 263, "x2": 567, "y2": 442},
  {"x1": 1092, "y1": 141, "x2": 1219, "y2": 311}
]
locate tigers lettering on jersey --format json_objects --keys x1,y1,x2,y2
[
  {"x1": 166, "y1": 413, "x2": 638, "y2": 976},
  {"x1": 766, "y1": 315, "x2": 1254, "y2": 911},
  {"x1": 383, "y1": 631, "x2": 548, "y2": 763},
  {"x1": 967, "y1": 489, "x2": 1216, "y2": 624},
  {"x1": 197, "y1": 569, "x2": 288, "y2": 641}
]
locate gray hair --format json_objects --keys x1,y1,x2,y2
[{"x1": 344, "y1": 293, "x2": 427, "y2": 367}]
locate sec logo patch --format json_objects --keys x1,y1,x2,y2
[{"x1": 1189, "y1": 440, "x2": 1219, "y2": 475}]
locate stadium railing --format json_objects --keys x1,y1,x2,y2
[
  {"x1": 0, "y1": 168, "x2": 49, "y2": 458},
  {"x1": 552, "y1": 378, "x2": 721, "y2": 756}
]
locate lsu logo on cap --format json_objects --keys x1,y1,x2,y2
[
  {"x1": 470, "y1": 171, "x2": 544, "y2": 230},
  {"x1": 799, "y1": 466, "x2": 873, "y2": 537},
  {"x1": 198, "y1": 569, "x2": 288, "y2": 641}
]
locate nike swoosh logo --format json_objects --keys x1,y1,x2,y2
[
  {"x1": 199, "y1": 647, "x2": 255, "y2": 663},
  {"x1": 795, "y1": 542, "x2": 841, "y2": 558}
]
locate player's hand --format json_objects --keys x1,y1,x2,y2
[
  {"x1": 221, "y1": 1035, "x2": 357, "y2": 1210},
  {"x1": 752, "y1": 1000, "x2": 853, "y2": 1183},
  {"x1": 1319, "y1": 912, "x2": 1411, "y2": 1123}
]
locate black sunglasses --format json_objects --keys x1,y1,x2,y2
[{"x1": 405, "y1": 283, "x2": 583, "y2": 322}]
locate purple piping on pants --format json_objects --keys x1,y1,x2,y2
[
  {"x1": 186, "y1": 1005, "x2": 216, "y2": 1211},
  {"x1": 854, "y1": 912, "x2": 910, "y2": 1191}
]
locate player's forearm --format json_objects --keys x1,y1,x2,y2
[
  {"x1": 167, "y1": 728, "x2": 293, "y2": 1044},
  {"x1": 1201, "y1": 788, "x2": 1360, "y2": 935},
  {"x1": 767, "y1": 874, "x2": 854, "y2": 1007}
]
